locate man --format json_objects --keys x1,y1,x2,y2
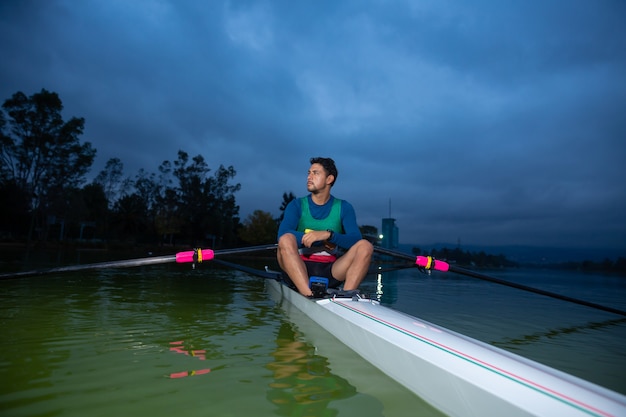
[{"x1": 277, "y1": 157, "x2": 373, "y2": 296}]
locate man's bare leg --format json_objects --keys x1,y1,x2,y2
[
  {"x1": 277, "y1": 233, "x2": 313, "y2": 296},
  {"x1": 331, "y1": 239, "x2": 373, "y2": 290}
]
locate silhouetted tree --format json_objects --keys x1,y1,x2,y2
[
  {"x1": 79, "y1": 183, "x2": 108, "y2": 239},
  {"x1": 173, "y1": 151, "x2": 212, "y2": 245},
  {"x1": 429, "y1": 247, "x2": 517, "y2": 268},
  {"x1": 94, "y1": 157, "x2": 127, "y2": 208},
  {"x1": 0, "y1": 89, "x2": 95, "y2": 243},
  {"x1": 133, "y1": 168, "x2": 159, "y2": 212},
  {"x1": 238, "y1": 210, "x2": 278, "y2": 244},
  {"x1": 0, "y1": 179, "x2": 30, "y2": 238},
  {"x1": 111, "y1": 194, "x2": 149, "y2": 241},
  {"x1": 152, "y1": 150, "x2": 241, "y2": 247},
  {"x1": 206, "y1": 164, "x2": 241, "y2": 246},
  {"x1": 131, "y1": 168, "x2": 160, "y2": 241}
]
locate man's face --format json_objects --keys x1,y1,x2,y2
[{"x1": 307, "y1": 163, "x2": 333, "y2": 193}]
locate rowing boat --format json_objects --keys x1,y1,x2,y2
[{"x1": 255, "y1": 270, "x2": 626, "y2": 417}]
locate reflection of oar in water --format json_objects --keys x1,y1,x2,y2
[
  {"x1": 492, "y1": 317, "x2": 626, "y2": 348},
  {"x1": 169, "y1": 340, "x2": 211, "y2": 379},
  {"x1": 373, "y1": 246, "x2": 626, "y2": 317},
  {"x1": 0, "y1": 243, "x2": 278, "y2": 280}
]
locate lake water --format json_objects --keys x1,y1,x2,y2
[{"x1": 1, "y1": 250, "x2": 625, "y2": 417}]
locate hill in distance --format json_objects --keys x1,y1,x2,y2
[{"x1": 399, "y1": 243, "x2": 625, "y2": 265}]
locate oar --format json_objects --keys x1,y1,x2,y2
[
  {"x1": 213, "y1": 259, "x2": 283, "y2": 280},
  {"x1": 0, "y1": 243, "x2": 278, "y2": 280},
  {"x1": 373, "y1": 246, "x2": 626, "y2": 317}
]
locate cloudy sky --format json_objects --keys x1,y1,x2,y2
[{"x1": 1, "y1": 0, "x2": 625, "y2": 251}]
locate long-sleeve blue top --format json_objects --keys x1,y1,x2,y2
[{"x1": 277, "y1": 194, "x2": 363, "y2": 250}]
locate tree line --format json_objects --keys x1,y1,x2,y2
[
  {"x1": 534, "y1": 258, "x2": 626, "y2": 275},
  {"x1": 412, "y1": 246, "x2": 626, "y2": 275},
  {"x1": 0, "y1": 89, "x2": 300, "y2": 249},
  {"x1": 412, "y1": 246, "x2": 518, "y2": 269}
]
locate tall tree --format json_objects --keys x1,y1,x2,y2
[
  {"x1": 94, "y1": 157, "x2": 127, "y2": 208},
  {"x1": 79, "y1": 183, "x2": 109, "y2": 239},
  {"x1": 172, "y1": 151, "x2": 210, "y2": 245},
  {"x1": 206, "y1": 164, "x2": 241, "y2": 246},
  {"x1": 132, "y1": 168, "x2": 159, "y2": 240},
  {"x1": 93, "y1": 157, "x2": 127, "y2": 240},
  {"x1": 111, "y1": 194, "x2": 149, "y2": 241},
  {"x1": 238, "y1": 210, "x2": 278, "y2": 244},
  {"x1": 153, "y1": 150, "x2": 241, "y2": 247},
  {"x1": 0, "y1": 89, "x2": 95, "y2": 242},
  {"x1": 0, "y1": 179, "x2": 30, "y2": 238},
  {"x1": 153, "y1": 160, "x2": 181, "y2": 244}
]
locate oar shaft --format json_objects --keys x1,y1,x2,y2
[
  {"x1": 373, "y1": 246, "x2": 626, "y2": 317},
  {"x1": 0, "y1": 255, "x2": 177, "y2": 279},
  {"x1": 373, "y1": 246, "x2": 415, "y2": 262},
  {"x1": 0, "y1": 244, "x2": 278, "y2": 280},
  {"x1": 213, "y1": 259, "x2": 282, "y2": 280},
  {"x1": 215, "y1": 244, "x2": 277, "y2": 256},
  {"x1": 450, "y1": 265, "x2": 626, "y2": 316},
  {"x1": 447, "y1": 264, "x2": 626, "y2": 317}
]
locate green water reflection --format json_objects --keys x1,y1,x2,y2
[
  {"x1": 0, "y1": 266, "x2": 429, "y2": 417},
  {"x1": 267, "y1": 322, "x2": 359, "y2": 416}
]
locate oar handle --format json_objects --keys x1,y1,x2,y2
[
  {"x1": 416, "y1": 256, "x2": 449, "y2": 272},
  {"x1": 175, "y1": 249, "x2": 215, "y2": 263}
]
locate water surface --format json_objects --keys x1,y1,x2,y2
[
  {"x1": 0, "y1": 264, "x2": 443, "y2": 417},
  {"x1": 1, "y1": 251, "x2": 625, "y2": 417}
]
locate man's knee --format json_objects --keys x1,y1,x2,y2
[
  {"x1": 277, "y1": 234, "x2": 299, "y2": 256},
  {"x1": 277, "y1": 234, "x2": 297, "y2": 266},
  {"x1": 357, "y1": 239, "x2": 374, "y2": 256},
  {"x1": 278, "y1": 233, "x2": 297, "y2": 247}
]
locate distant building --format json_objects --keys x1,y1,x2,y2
[{"x1": 381, "y1": 218, "x2": 398, "y2": 249}]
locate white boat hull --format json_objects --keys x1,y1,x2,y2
[{"x1": 267, "y1": 279, "x2": 626, "y2": 417}]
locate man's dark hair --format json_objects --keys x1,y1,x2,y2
[{"x1": 310, "y1": 157, "x2": 338, "y2": 186}]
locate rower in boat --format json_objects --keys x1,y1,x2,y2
[{"x1": 276, "y1": 157, "x2": 373, "y2": 297}]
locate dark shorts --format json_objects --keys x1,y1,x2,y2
[{"x1": 282, "y1": 261, "x2": 343, "y2": 289}]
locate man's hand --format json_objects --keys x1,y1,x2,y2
[{"x1": 301, "y1": 230, "x2": 331, "y2": 248}]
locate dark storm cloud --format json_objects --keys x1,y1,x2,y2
[{"x1": 1, "y1": 0, "x2": 625, "y2": 251}]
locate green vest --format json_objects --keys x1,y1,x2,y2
[{"x1": 297, "y1": 197, "x2": 342, "y2": 233}]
